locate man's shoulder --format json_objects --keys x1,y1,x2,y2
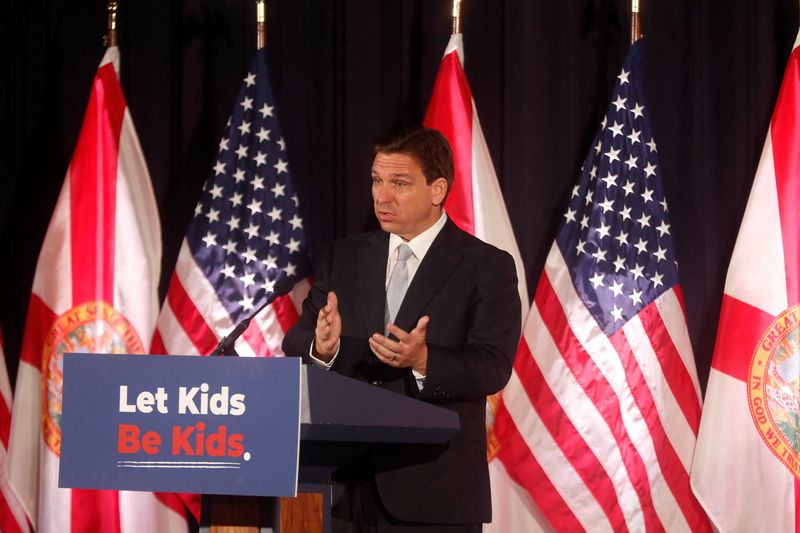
[
  {"x1": 443, "y1": 221, "x2": 512, "y2": 260},
  {"x1": 328, "y1": 228, "x2": 386, "y2": 254}
]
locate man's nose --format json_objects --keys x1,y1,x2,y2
[{"x1": 375, "y1": 184, "x2": 393, "y2": 204}]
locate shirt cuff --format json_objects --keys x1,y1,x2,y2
[
  {"x1": 308, "y1": 340, "x2": 339, "y2": 369},
  {"x1": 412, "y1": 369, "x2": 426, "y2": 390}
]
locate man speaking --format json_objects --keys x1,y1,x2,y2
[{"x1": 283, "y1": 127, "x2": 521, "y2": 532}]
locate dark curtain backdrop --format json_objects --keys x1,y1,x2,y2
[{"x1": 1, "y1": 0, "x2": 798, "y2": 390}]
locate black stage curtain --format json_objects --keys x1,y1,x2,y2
[{"x1": 1, "y1": 0, "x2": 798, "y2": 390}]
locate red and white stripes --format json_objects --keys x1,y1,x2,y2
[
  {"x1": 0, "y1": 333, "x2": 30, "y2": 533},
  {"x1": 152, "y1": 239, "x2": 308, "y2": 358},
  {"x1": 495, "y1": 245, "x2": 707, "y2": 532}
]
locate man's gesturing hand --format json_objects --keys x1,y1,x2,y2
[
  {"x1": 313, "y1": 291, "x2": 341, "y2": 362},
  {"x1": 369, "y1": 316, "x2": 429, "y2": 375}
]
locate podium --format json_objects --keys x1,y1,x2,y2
[
  {"x1": 59, "y1": 355, "x2": 459, "y2": 533},
  {"x1": 203, "y1": 364, "x2": 460, "y2": 532}
]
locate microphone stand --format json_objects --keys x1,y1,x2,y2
[{"x1": 210, "y1": 276, "x2": 293, "y2": 356}]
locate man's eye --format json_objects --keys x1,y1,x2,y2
[{"x1": 395, "y1": 181, "x2": 408, "y2": 188}]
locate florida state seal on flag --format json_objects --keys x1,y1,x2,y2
[
  {"x1": 42, "y1": 302, "x2": 147, "y2": 458},
  {"x1": 748, "y1": 305, "x2": 800, "y2": 477}
]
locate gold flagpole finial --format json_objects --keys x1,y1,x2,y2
[
  {"x1": 631, "y1": 0, "x2": 641, "y2": 44},
  {"x1": 452, "y1": 0, "x2": 462, "y2": 35},
  {"x1": 105, "y1": 0, "x2": 118, "y2": 48},
  {"x1": 256, "y1": 0, "x2": 266, "y2": 49}
]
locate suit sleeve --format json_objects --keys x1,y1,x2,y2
[
  {"x1": 281, "y1": 243, "x2": 333, "y2": 363},
  {"x1": 417, "y1": 250, "x2": 521, "y2": 401},
  {"x1": 284, "y1": 239, "x2": 380, "y2": 378}
]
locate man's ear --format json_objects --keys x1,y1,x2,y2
[{"x1": 431, "y1": 177, "x2": 448, "y2": 206}]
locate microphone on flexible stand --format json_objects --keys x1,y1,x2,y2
[{"x1": 210, "y1": 275, "x2": 295, "y2": 356}]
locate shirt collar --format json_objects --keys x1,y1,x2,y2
[{"x1": 388, "y1": 211, "x2": 448, "y2": 261}]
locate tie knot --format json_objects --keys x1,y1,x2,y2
[{"x1": 397, "y1": 244, "x2": 414, "y2": 262}]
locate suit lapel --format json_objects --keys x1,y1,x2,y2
[
  {"x1": 393, "y1": 220, "x2": 464, "y2": 332},
  {"x1": 358, "y1": 232, "x2": 389, "y2": 334}
]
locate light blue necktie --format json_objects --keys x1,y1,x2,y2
[{"x1": 385, "y1": 244, "x2": 414, "y2": 328}]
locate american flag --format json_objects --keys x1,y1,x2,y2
[
  {"x1": 0, "y1": 331, "x2": 30, "y2": 533},
  {"x1": 153, "y1": 48, "x2": 311, "y2": 358},
  {"x1": 491, "y1": 40, "x2": 711, "y2": 531}
]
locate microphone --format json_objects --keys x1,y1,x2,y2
[{"x1": 210, "y1": 275, "x2": 296, "y2": 356}]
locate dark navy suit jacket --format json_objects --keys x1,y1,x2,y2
[{"x1": 282, "y1": 218, "x2": 521, "y2": 524}]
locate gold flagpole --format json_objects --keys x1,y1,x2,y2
[
  {"x1": 452, "y1": 0, "x2": 462, "y2": 34},
  {"x1": 256, "y1": 0, "x2": 266, "y2": 49},
  {"x1": 631, "y1": 0, "x2": 641, "y2": 44},
  {"x1": 105, "y1": 0, "x2": 118, "y2": 47}
]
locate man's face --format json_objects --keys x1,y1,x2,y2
[{"x1": 371, "y1": 152, "x2": 447, "y2": 241}]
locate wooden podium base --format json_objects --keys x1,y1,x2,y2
[
  {"x1": 207, "y1": 496, "x2": 261, "y2": 533},
  {"x1": 202, "y1": 485, "x2": 330, "y2": 533},
  {"x1": 279, "y1": 493, "x2": 324, "y2": 532}
]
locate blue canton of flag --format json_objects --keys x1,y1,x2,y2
[
  {"x1": 186, "y1": 49, "x2": 311, "y2": 323},
  {"x1": 556, "y1": 41, "x2": 678, "y2": 335}
]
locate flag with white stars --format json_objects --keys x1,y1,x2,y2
[
  {"x1": 558, "y1": 51, "x2": 675, "y2": 335},
  {"x1": 153, "y1": 48, "x2": 311, "y2": 358},
  {"x1": 493, "y1": 41, "x2": 710, "y2": 531}
]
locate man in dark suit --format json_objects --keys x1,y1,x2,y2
[{"x1": 282, "y1": 127, "x2": 521, "y2": 532}]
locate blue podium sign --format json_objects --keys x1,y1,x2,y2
[{"x1": 59, "y1": 353, "x2": 301, "y2": 497}]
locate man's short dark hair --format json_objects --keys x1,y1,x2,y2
[{"x1": 375, "y1": 127, "x2": 455, "y2": 194}]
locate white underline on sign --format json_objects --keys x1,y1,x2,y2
[
  {"x1": 117, "y1": 460, "x2": 240, "y2": 465},
  {"x1": 116, "y1": 460, "x2": 240, "y2": 469}
]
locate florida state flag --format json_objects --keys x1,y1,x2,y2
[
  {"x1": 422, "y1": 34, "x2": 541, "y2": 532},
  {"x1": 691, "y1": 30, "x2": 800, "y2": 532},
  {"x1": 7, "y1": 48, "x2": 189, "y2": 532}
]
